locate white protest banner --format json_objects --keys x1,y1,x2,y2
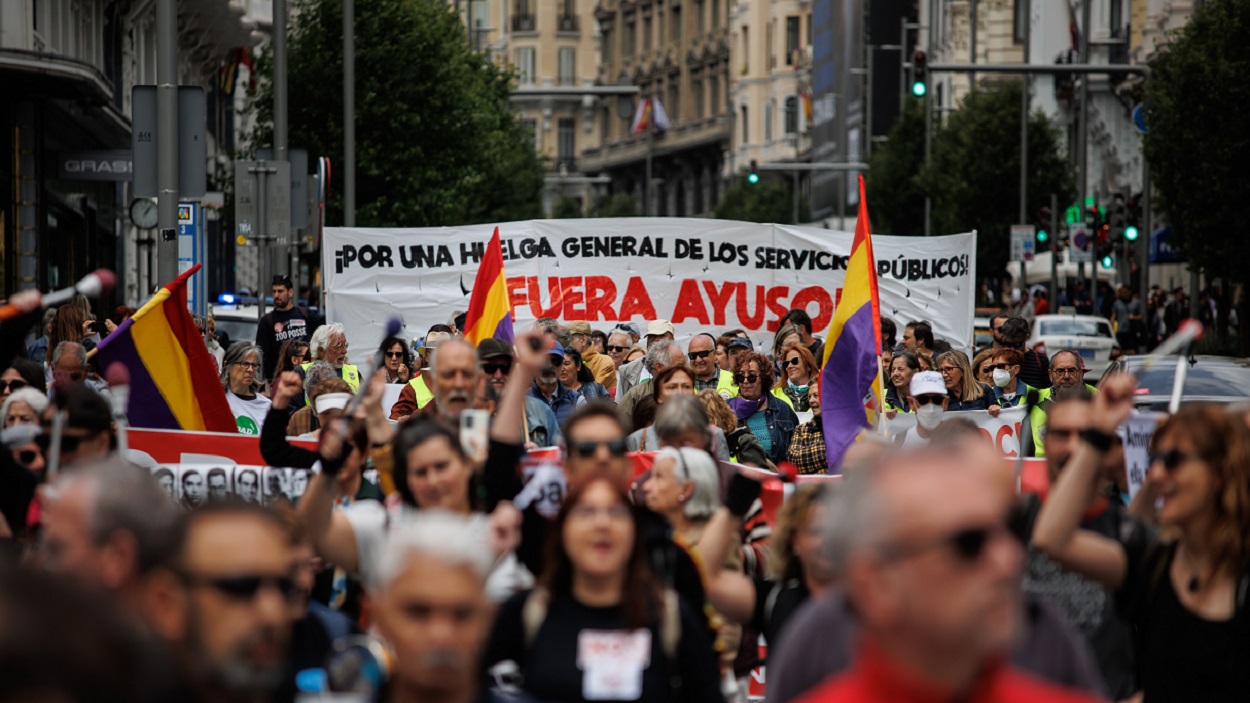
[
  {"x1": 1119, "y1": 411, "x2": 1163, "y2": 500},
  {"x1": 882, "y1": 406, "x2": 1030, "y2": 456},
  {"x1": 322, "y1": 219, "x2": 976, "y2": 366}
]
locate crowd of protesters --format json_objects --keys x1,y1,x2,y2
[{"x1": 0, "y1": 276, "x2": 1248, "y2": 703}]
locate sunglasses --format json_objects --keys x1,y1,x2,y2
[
  {"x1": 688, "y1": 350, "x2": 713, "y2": 360},
  {"x1": 992, "y1": 363, "x2": 1014, "y2": 370},
  {"x1": 0, "y1": 380, "x2": 28, "y2": 393},
  {"x1": 187, "y1": 573, "x2": 298, "y2": 601},
  {"x1": 482, "y1": 362, "x2": 513, "y2": 376},
  {"x1": 570, "y1": 439, "x2": 628, "y2": 458},
  {"x1": 784, "y1": 357, "x2": 802, "y2": 367},
  {"x1": 607, "y1": 345, "x2": 630, "y2": 353},
  {"x1": 1149, "y1": 449, "x2": 1200, "y2": 472},
  {"x1": 913, "y1": 395, "x2": 944, "y2": 406},
  {"x1": 882, "y1": 521, "x2": 1008, "y2": 565},
  {"x1": 385, "y1": 351, "x2": 405, "y2": 359},
  {"x1": 733, "y1": 373, "x2": 760, "y2": 385}
]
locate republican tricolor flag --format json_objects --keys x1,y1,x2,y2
[
  {"x1": 820, "y1": 175, "x2": 883, "y2": 469},
  {"x1": 463, "y1": 227, "x2": 515, "y2": 345},
  {"x1": 94, "y1": 264, "x2": 236, "y2": 432}
]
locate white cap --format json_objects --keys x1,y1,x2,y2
[
  {"x1": 314, "y1": 392, "x2": 353, "y2": 415},
  {"x1": 646, "y1": 319, "x2": 675, "y2": 337},
  {"x1": 909, "y1": 371, "x2": 947, "y2": 397}
]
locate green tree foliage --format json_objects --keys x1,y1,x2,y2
[
  {"x1": 868, "y1": 82, "x2": 1072, "y2": 280},
  {"x1": 866, "y1": 97, "x2": 926, "y2": 236},
  {"x1": 1144, "y1": 0, "x2": 1250, "y2": 347},
  {"x1": 248, "y1": 0, "x2": 544, "y2": 227},
  {"x1": 587, "y1": 193, "x2": 639, "y2": 218},
  {"x1": 715, "y1": 177, "x2": 803, "y2": 224},
  {"x1": 550, "y1": 195, "x2": 584, "y2": 219}
]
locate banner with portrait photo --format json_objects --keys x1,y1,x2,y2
[{"x1": 322, "y1": 219, "x2": 977, "y2": 363}]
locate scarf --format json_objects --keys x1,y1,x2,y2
[{"x1": 729, "y1": 395, "x2": 767, "y2": 421}]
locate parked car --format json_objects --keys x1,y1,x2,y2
[
  {"x1": 210, "y1": 297, "x2": 260, "y2": 349},
  {"x1": 1104, "y1": 355, "x2": 1250, "y2": 412},
  {"x1": 1028, "y1": 314, "x2": 1120, "y2": 379}
]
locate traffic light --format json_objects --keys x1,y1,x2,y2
[
  {"x1": 1108, "y1": 194, "x2": 1127, "y2": 241},
  {"x1": 1124, "y1": 224, "x2": 1140, "y2": 241},
  {"x1": 1124, "y1": 192, "x2": 1141, "y2": 241},
  {"x1": 747, "y1": 160, "x2": 760, "y2": 185},
  {"x1": 911, "y1": 51, "x2": 928, "y2": 97},
  {"x1": 1100, "y1": 252, "x2": 1115, "y2": 269},
  {"x1": 1035, "y1": 205, "x2": 1051, "y2": 248}
]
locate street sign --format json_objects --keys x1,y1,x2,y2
[
  {"x1": 255, "y1": 148, "x2": 309, "y2": 229},
  {"x1": 235, "y1": 160, "x2": 292, "y2": 245},
  {"x1": 1068, "y1": 223, "x2": 1092, "y2": 263},
  {"x1": 131, "y1": 86, "x2": 207, "y2": 198},
  {"x1": 177, "y1": 202, "x2": 206, "y2": 316},
  {"x1": 1132, "y1": 103, "x2": 1148, "y2": 135},
  {"x1": 1010, "y1": 225, "x2": 1036, "y2": 262}
]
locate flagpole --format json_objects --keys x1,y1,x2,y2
[
  {"x1": 876, "y1": 354, "x2": 888, "y2": 435},
  {"x1": 645, "y1": 125, "x2": 653, "y2": 216}
]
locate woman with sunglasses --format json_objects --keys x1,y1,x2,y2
[
  {"x1": 775, "y1": 344, "x2": 819, "y2": 413},
  {"x1": 559, "y1": 348, "x2": 610, "y2": 401},
  {"x1": 972, "y1": 348, "x2": 997, "y2": 386},
  {"x1": 933, "y1": 349, "x2": 1001, "y2": 415},
  {"x1": 221, "y1": 343, "x2": 272, "y2": 435},
  {"x1": 484, "y1": 475, "x2": 722, "y2": 703},
  {"x1": 730, "y1": 351, "x2": 798, "y2": 466},
  {"x1": 1034, "y1": 376, "x2": 1250, "y2": 701},
  {"x1": 884, "y1": 351, "x2": 922, "y2": 418},
  {"x1": 381, "y1": 337, "x2": 413, "y2": 384},
  {"x1": 1, "y1": 358, "x2": 45, "y2": 403}
]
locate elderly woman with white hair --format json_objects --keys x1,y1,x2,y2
[
  {"x1": 302, "y1": 322, "x2": 360, "y2": 392},
  {"x1": 642, "y1": 446, "x2": 744, "y2": 697},
  {"x1": 221, "y1": 342, "x2": 272, "y2": 435},
  {"x1": 2, "y1": 387, "x2": 48, "y2": 429}
]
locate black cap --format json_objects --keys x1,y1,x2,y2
[
  {"x1": 727, "y1": 337, "x2": 753, "y2": 351},
  {"x1": 476, "y1": 338, "x2": 515, "y2": 359}
]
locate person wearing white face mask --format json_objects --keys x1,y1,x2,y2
[
  {"x1": 989, "y1": 348, "x2": 1040, "y2": 409},
  {"x1": 898, "y1": 371, "x2": 948, "y2": 448}
]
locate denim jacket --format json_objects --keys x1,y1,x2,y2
[{"x1": 741, "y1": 395, "x2": 799, "y2": 465}]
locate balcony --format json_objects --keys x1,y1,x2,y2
[
  {"x1": 557, "y1": 14, "x2": 580, "y2": 32},
  {"x1": 512, "y1": 13, "x2": 536, "y2": 32}
]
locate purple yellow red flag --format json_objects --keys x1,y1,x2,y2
[
  {"x1": 463, "y1": 227, "x2": 515, "y2": 345},
  {"x1": 93, "y1": 264, "x2": 236, "y2": 432},
  {"x1": 820, "y1": 175, "x2": 883, "y2": 469}
]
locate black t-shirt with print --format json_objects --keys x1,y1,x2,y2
[
  {"x1": 256, "y1": 306, "x2": 315, "y2": 381},
  {"x1": 484, "y1": 590, "x2": 721, "y2": 703}
]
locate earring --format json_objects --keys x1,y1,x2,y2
[{"x1": 678, "y1": 494, "x2": 686, "y2": 502}]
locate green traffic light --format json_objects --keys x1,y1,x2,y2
[
  {"x1": 1037, "y1": 230, "x2": 1049, "y2": 243},
  {"x1": 747, "y1": 173, "x2": 760, "y2": 185},
  {"x1": 1124, "y1": 225, "x2": 1140, "y2": 241},
  {"x1": 1100, "y1": 255, "x2": 1114, "y2": 269},
  {"x1": 911, "y1": 81, "x2": 927, "y2": 97}
]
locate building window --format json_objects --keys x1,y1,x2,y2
[
  {"x1": 765, "y1": 20, "x2": 774, "y2": 70},
  {"x1": 672, "y1": 6, "x2": 682, "y2": 43},
  {"x1": 807, "y1": 13, "x2": 813, "y2": 45},
  {"x1": 558, "y1": 118, "x2": 576, "y2": 168},
  {"x1": 693, "y1": 78, "x2": 704, "y2": 118},
  {"x1": 514, "y1": 47, "x2": 536, "y2": 84},
  {"x1": 696, "y1": 0, "x2": 704, "y2": 34},
  {"x1": 709, "y1": 75, "x2": 719, "y2": 113},
  {"x1": 601, "y1": 106, "x2": 612, "y2": 142},
  {"x1": 711, "y1": 0, "x2": 719, "y2": 30},
  {"x1": 785, "y1": 16, "x2": 800, "y2": 65},
  {"x1": 741, "y1": 26, "x2": 749, "y2": 74},
  {"x1": 658, "y1": 0, "x2": 666, "y2": 46},
  {"x1": 764, "y1": 101, "x2": 773, "y2": 141},
  {"x1": 644, "y1": 15, "x2": 652, "y2": 51},
  {"x1": 740, "y1": 105, "x2": 749, "y2": 142},
  {"x1": 625, "y1": 16, "x2": 636, "y2": 57},
  {"x1": 522, "y1": 118, "x2": 538, "y2": 145},
  {"x1": 1013, "y1": 0, "x2": 1028, "y2": 43},
  {"x1": 668, "y1": 81, "x2": 680, "y2": 123},
  {"x1": 784, "y1": 96, "x2": 798, "y2": 134},
  {"x1": 559, "y1": 48, "x2": 576, "y2": 85}
]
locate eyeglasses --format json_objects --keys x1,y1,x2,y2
[
  {"x1": 385, "y1": 351, "x2": 405, "y2": 359},
  {"x1": 0, "y1": 380, "x2": 28, "y2": 393},
  {"x1": 938, "y1": 366, "x2": 959, "y2": 375},
  {"x1": 688, "y1": 350, "x2": 713, "y2": 360},
  {"x1": 234, "y1": 361, "x2": 260, "y2": 370},
  {"x1": 733, "y1": 373, "x2": 760, "y2": 385},
  {"x1": 330, "y1": 341, "x2": 348, "y2": 351},
  {"x1": 1149, "y1": 449, "x2": 1201, "y2": 473},
  {"x1": 186, "y1": 572, "x2": 298, "y2": 602},
  {"x1": 1052, "y1": 367, "x2": 1084, "y2": 376},
  {"x1": 482, "y1": 361, "x2": 513, "y2": 376},
  {"x1": 607, "y1": 345, "x2": 630, "y2": 353},
  {"x1": 570, "y1": 439, "x2": 628, "y2": 458},
  {"x1": 569, "y1": 504, "x2": 633, "y2": 523},
  {"x1": 784, "y1": 357, "x2": 802, "y2": 367},
  {"x1": 913, "y1": 395, "x2": 944, "y2": 406},
  {"x1": 881, "y1": 520, "x2": 1009, "y2": 565}
]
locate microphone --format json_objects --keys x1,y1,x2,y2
[
  {"x1": 106, "y1": 363, "x2": 131, "y2": 453},
  {"x1": 0, "y1": 269, "x2": 117, "y2": 322}
]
